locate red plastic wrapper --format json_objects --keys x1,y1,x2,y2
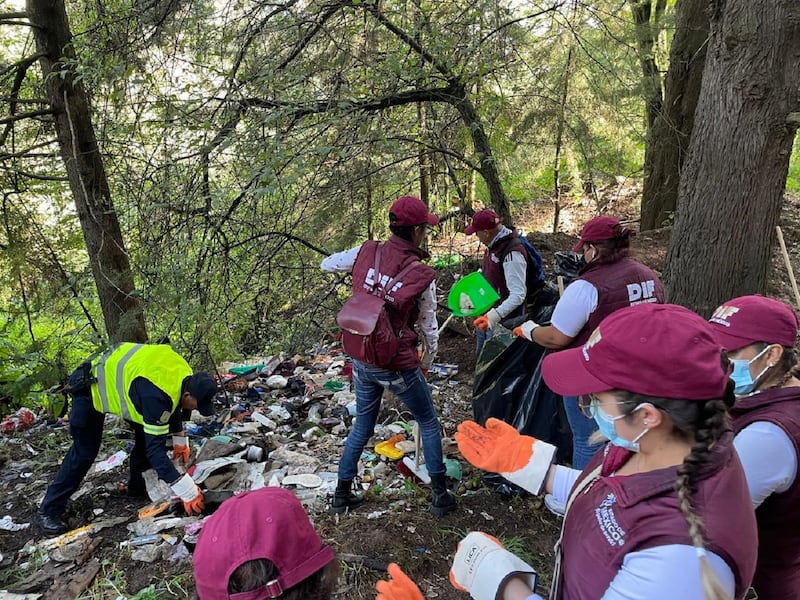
[{"x1": 0, "y1": 407, "x2": 36, "y2": 433}]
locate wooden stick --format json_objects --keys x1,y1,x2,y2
[
  {"x1": 775, "y1": 225, "x2": 800, "y2": 310},
  {"x1": 437, "y1": 313, "x2": 454, "y2": 335},
  {"x1": 557, "y1": 275, "x2": 565, "y2": 297},
  {"x1": 413, "y1": 421, "x2": 421, "y2": 467}
]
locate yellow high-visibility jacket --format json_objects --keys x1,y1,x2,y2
[{"x1": 90, "y1": 343, "x2": 191, "y2": 436}]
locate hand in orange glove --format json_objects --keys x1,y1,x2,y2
[
  {"x1": 473, "y1": 309, "x2": 501, "y2": 333},
  {"x1": 171, "y1": 473, "x2": 205, "y2": 515},
  {"x1": 172, "y1": 435, "x2": 190, "y2": 464},
  {"x1": 512, "y1": 320, "x2": 540, "y2": 342},
  {"x1": 473, "y1": 315, "x2": 489, "y2": 332},
  {"x1": 375, "y1": 563, "x2": 424, "y2": 600},
  {"x1": 455, "y1": 418, "x2": 556, "y2": 495},
  {"x1": 183, "y1": 489, "x2": 205, "y2": 515}
]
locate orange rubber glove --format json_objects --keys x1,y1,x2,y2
[
  {"x1": 171, "y1": 473, "x2": 205, "y2": 515},
  {"x1": 473, "y1": 315, "x2": 490, "y2": 332},
  {"x1": 172, "y1": 435, "x2": 190, "y2": 464},
  {"x1": 376, "y1": 563, "x2": 424, "y2": 600},
  {"x1": 455, "y1": 418, "x2": 556, "y2": 495},
  {"x1": 183, "y1": 490, "x2": 205, "y2": 515}
]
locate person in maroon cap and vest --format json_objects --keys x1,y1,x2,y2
[
  {"x1": 463, "y1": 209, "x2": 545, "y2": 356},
  {"x1": 193, "y1": 486, "x2": 433, "y2": 600},
  {"x1": 450, "y1": 303, "x2": 756, "y2": 600},
  {"x1": 193, "y1": 488, "x2": 339, "y2": 599},
  {"x1": 513, "y1": 215, "x2": 665, "y2": 475},
  {"x1": 321, "y1": 195, "x2": 455, "y2": 517},
  {"x1": 707, "y1": 294, "x2": 800, "y2": 599}
]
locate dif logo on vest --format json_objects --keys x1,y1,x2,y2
[{"x1": 627, "y1": 280, "x2": 657, "y2": 305}]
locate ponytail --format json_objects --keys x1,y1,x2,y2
[{"x1": 674, "y1": 398, "x2": 731, "y2": 600}]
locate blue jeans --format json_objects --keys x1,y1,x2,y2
[
  {"x1": 475, "y1": 327, "x2": 494, "y2": 357},
  {"x1": 338, "y1": 360, "x2": 445, "y2": 480},
  {"x1": 563, "y1": 395, "x2": 602, "y2": 470}
]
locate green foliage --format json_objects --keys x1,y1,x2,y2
[
  {"x1": 787, "y1": 134, "x2": 800, "y2": 193},
  {"x1": 1, "y1": 0, "x2": 796, "y2": 388}
]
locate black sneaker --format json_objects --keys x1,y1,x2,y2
[{"x1": 34, "y1": 511, "x2": 69, "y2": 536}]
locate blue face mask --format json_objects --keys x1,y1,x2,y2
[
  {"x1": 729, "y1": 345, "x2": 771, "y2": 396},
  {"x1": 590, "y1": 402, "x2": 650, "y2": 453}
]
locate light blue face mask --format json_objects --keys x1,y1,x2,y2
[
  {"x1": 589, "y1": 402, "x2": 650, "y2": 453},
  {"x1": 729, "y1": 345, "x2": 771, "y2": 396}
]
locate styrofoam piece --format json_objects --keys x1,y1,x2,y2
[
  {"x1": 401, "y1": 456, "x2": 431, "y2": 484},
  {"x1": 282, "y1": 474, "x2": 323, "y2": 488}
]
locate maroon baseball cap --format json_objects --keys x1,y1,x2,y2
[
  {"x1": 571, "y1": 215, "x2": 626, "y2": 252},
  {"x1": 389, "y1": 195, "x2": 439, "y2": 227},
  {"x1": 194, "y1": 488, "x2": 335, "y2": 599},
  {"x1": 708, "y1": 294, "x2": 799, "y2": 350},
  {"x1": 464, "y1": 209, "x2": 502, "y2": 235},
  {"x1": 542, "y1": 303, "x2": 728, "y2": 400}
]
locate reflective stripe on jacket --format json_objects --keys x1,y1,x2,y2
[{"x1": 90, "y1": 343, "x2": 191, "y2": 436}]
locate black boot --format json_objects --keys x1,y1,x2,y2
[
  {"x1": 34, "y1": 510, "x2": 69, "y2": 536},
  {"x1": 430, "y1": 473, "x2": 456, "y2": 517},
  {"x1": 329, "y1": 479, "x2": 364, "y2": 515}
]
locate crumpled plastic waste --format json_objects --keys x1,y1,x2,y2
[{"x1": 0, "y1": 514, "x2": 30, "y2": 531}]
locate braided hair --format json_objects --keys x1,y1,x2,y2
[{"x1": 615, "y1": 381, "x2": 736, "y2": 600}]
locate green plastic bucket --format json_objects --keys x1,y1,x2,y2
[{"x1": 447, "y1": 272, "x2": 500, "y2": 317}]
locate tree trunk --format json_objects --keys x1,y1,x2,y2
[
  {"x1": 449, "y1": 85, "x2": 511, "y2": 225},
  {"x1": 417, "y1": 102, "x2": 431, "y2": 205},
  {"x1": 26, "y1": 0, "x2": 147, "y2": 343},
  {"x1": 629, "y1": 0, "x2": 665, "y2": 132},
  {"x1": 553, "y1": 45, "x2": 573, "y2": 233},
  {"x1": 640, "y1": 0, "x2": 710, "y2": 230},
  {"x1": 664, "y1": 0, "x2": 800, "y2": 316}
]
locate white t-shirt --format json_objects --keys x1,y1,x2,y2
[
  {"x1": 733, "y1": 420, "x2": 797, "y2": 507},
  {"x1": 550, "y1": 279, "x2": 598, "y2": 337}
]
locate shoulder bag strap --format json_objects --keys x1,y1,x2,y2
[
  {"x1": 382, "y1": 259, "x2": 422, "y2": 300},
  {"x1": 549, "y1": 463, "x2": 603, "y2": 599}
]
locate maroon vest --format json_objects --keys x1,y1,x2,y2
[
  {"x1": 481, "y1": 233, "x2": 531, "y2": 315},
  {"x1": 569, "y1": 257, "x2": 665, "y2": 347},
  {"x1": 558, "y1": 438, "x2": 757, "y2": 599},
  {"x1": 350, "y1": 236, "x2": 435, "y2": 371},
  {"x1": 731, "y1": 386, "x2": 800, "y2": 599}
]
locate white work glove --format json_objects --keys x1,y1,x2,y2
[
  {"x1": 450, "y1": 532, "x2": 537, "y2": 600},
  {"x1": 171, "y1": 473, "x2": 205, "y2": 515},
  {"x1": 486, "y1": 308, "x2": 501, "y2": 329},
  {"x1": 513, "y1": 320, "x2": 540, "y2": 341},
  {"x1": 420, "y1": 351, "x2": 435, "y2": 370}
]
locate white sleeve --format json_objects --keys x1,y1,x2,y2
[
  {"x1": 320, "y1": 245, "x2": 362, "y2": 273},
  {"x1": 416, "y1": 281, "x2": 439, "y2": 357},
  {"x1": 733, "y1": 421, "x2": 797, "y2": 507},
  {"x1": 494, "y1": 251, "x2": 527, "y2": 318},
  {"x1": 552, "y1": 465, "x2": 583, "y2": 505},
  {"x1": 600, "y1": 546, "x2": 735, "y2": 600},
  {"x1": 550, "y1": 280, "x2": 599, "y2": 337}
]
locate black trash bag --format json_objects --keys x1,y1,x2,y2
[
  {"x1": 553, "y1": 251, "x2": 584, "y2": 286},
  {"x1": 501, "y1": 282, "x2": 559, "y2": 331},
  {"x1": 473, "y1": 330, "x2": 573, "y2": 493}
]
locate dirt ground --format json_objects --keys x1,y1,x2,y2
[{"x1": 3, "y1": 191, "x2": 800, "y2": 599}]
